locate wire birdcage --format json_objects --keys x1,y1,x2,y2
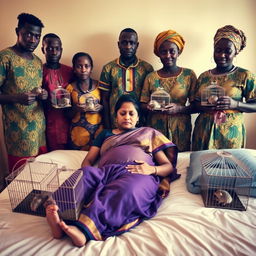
[
  {"x1": 201, "y1": 80, "x2": 225, "y2": 106},
  {"x1": 47, "y1": 168, "x2": 84, "y2": 220},
  {"x1": 200, "y1": 151, "x2": 252, "y2": 211},
  {"x1": 6, "y1": 159, "x2": 58, "y2": 217},
  {"x1": 6, "y1": 159, "x2": 84, "y2": 220},
  {"x1": 149, "y1": 87, "x2": 170, "y2": 110}
]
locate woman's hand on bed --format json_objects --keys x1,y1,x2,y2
[{"x1": 126, "y1": 160, "x2": 155, "y2": 175}]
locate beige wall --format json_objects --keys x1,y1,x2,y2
[{"x1": 0, "y1": 0, "x2": 256, "y2": 148}]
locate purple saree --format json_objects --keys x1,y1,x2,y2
[{"x1": 65, "y1": 127, "x2": 178, "y2": 240}]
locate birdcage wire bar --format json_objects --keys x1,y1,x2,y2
[
  {"x1": 6, "y1": 160, "x2": 58, "y2": 216},
  {"x1": 47, "y1": 168, "x2": 84, "y2": 220},
  {"x1": 201, "y1": 81, "x2": 225, "y2": 106},
  {"x1": 200, "y1": 151, "x2": 252, "y2": 211},
  {"x1": 149, "y1": 87, "x2": 170, "y2": 110}
]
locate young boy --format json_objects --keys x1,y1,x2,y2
[{"x1": 42, "y1": 33, "x2": 73, "y2": 151}]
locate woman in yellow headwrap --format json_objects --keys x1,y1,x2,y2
[
  {"x1": 140, "y1": 30, "x2": 197, "y2": 152},
  {"x1": 191, "y1": 25, "x2": 256, "y2": 150}
]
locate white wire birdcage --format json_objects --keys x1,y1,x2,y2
[
  {"x1": 149, "y1": 87, "x2": 170, "y2": 110},
  {"x1": 6, "y1": 159, "x2": 58, "y2": 217},
  {"x1": 201, "y1": 80, "x2": 225, "y2": 106},
  {"x1": 47, "y1": 168, "x2": 84, "y2": 221},
  {"x1": 200, "y1": 151, "x2": 252, "y2": 211},
  {"x1": 6, "y1": 160, "x2": 84, "y2": 220}
]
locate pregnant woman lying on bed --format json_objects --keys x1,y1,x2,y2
[{"x1": 46, "y1": 94, "x2": 179, "y2": 247}]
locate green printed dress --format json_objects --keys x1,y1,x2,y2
[
  {"x1": 0, "y1": 48, "x2": 46, "y2": 157},
  {"x1": 191, "y1": 67, "x2": 256, "y2": 150},
  {"x1": 140, "y1": 68, "x2": 197, "y2": 152}
]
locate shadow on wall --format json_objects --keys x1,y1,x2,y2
[
  {"x1": 62, "y1": 32, "x2": 119, "y2": 79},
  {"x1": 244, "y1": 112, "x2": 256, "y2": 149},
  {"x1": 61, "y1": 32, "x2": 159, "y2": 79},
  {"x1": 136, "y1": 33, "x2": 156, "y2": 67}
]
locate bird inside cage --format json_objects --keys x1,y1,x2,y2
[
  {"x1": 5, "y1": 160, "x2": 59, "y2": 217},
  {"x1": 30, "y1": 191, "x2": 52, "y2": 212},
  {"x1": 201, "y1": 80, "x2": 225, "y2": 106},
  {"x1": 149, "y1": 87, "x2": 170, "y2": 110},
  {"x1": 78, "y1": 93, "x2": 101, "y2": 112},
  {"x1": 51, "y1": 85, "x2": 71, "y2": 108},
  {"x1": 200, "y1": 151, "x2": 252, "y2": 211}
]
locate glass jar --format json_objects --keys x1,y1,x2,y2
[
  {"x1": 201, "y1": 80, "x2": 225, "y2": 106},
  {"x1": 149, "y1": 85, "x2": 170, "y2": 110},
  {"x1": 78, "y1": 93, "x2": 97, "y2": 111},
  {"x1": 51, "y1": 86, "x2": 71, "y2": 108}
]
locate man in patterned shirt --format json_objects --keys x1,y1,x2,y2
[
  {"x1": 99, "y1": 28, "x2": 153, "y2": 128},
  {"x1": 0, "y1": 13, "x2": 48, "y2": 172}
]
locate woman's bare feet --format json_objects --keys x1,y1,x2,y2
[
  {"x1": 46, "y1": 204, "x2": 86, "y2": 246},
  {"x1": 46, "y1": 204, "x2": 64, "y2": 239},
  {"x1": 59, "y1": 221, "x2": 87, "y2": 247}
]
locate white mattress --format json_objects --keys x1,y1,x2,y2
[{"x1": 0, "y1": 150, "x2": 256, "y2": 256}]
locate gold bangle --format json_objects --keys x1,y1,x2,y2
[{"x1": 154, "y1": 166, "x2": 157, "y2": 175}]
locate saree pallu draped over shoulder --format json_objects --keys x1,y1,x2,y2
[
  {"x1": 62, "y1": 127, "x2": 179, "y2": 241},
  {"x1": 99, "y1": 127, "x2": 178, "y2": 168}
]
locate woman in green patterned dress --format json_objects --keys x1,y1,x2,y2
[
  {"x1": 191, "y1": 25, "x2": 256, "y2": 150},
  {"x1": 140, "y1": 30, "x2": 197, "y2": 152}
]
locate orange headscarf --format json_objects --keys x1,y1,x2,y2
[{"x1": 154, "y1": 30, "x2": 185, "y2": 56}]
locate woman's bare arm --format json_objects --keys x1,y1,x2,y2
[
  {"x1": 81, "y1": 146, "x2": 100, "y2": 167},
  {"x1": 126, "y1": 150, "x2": 174, "y2": 177},
  {"x1": 152, "y1": 150, "x2": 174, "y2": 177}
]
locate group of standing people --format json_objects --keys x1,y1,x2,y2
[
  {"x1": 1, "y1": 13, "x2": 256, "y2": 173},
  {"x1": 0, "y1": 12, "x2": 256, "y2": 247}
]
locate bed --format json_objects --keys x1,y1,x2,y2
[{"x1": 0, "y1": 150, "x2": 256, "y2": 256}]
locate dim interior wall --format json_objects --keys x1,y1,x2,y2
[
  {"x1": 0, "y1": 106, "x2": 8, "y2": 190},
  {"x1": 0, "y1": 0, "x2": 255, "y2": 148}
]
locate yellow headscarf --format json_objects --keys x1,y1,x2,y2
[
  {"x1": 154, "y1": 30, "x2": 185, "y2": 56},
  {"x1": 214, "y1": 25, "x2": 245, "y2": 54}
]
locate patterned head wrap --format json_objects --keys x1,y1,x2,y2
[
  {"x1": 154, "y1": 30, "x2": 185, "y2": 56},
  {"x1": 214, "y1": 25, "x2": 246, "y2": 54}
]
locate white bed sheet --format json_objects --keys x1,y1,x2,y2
[{"x1": 0, "y1": 150, "x2": 256, "y2": 256}]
